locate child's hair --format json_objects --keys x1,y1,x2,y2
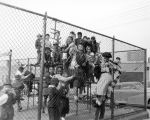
[
  {"x1": 91, "y1": 36, "x2": 96, "y2": 40},
  {"x1": 83, "y1": 36, "x2": 87, "y2": 39},
  {"x1": 102, "y1": 52, "x2": 112, "y2": 59},
  {"x1": 46, "y1": 34, "x2": 50, "y2": 37},
  {"x1": 70, "y1": 31, "x2": 75, "y2": 35},
  {"x1": 44, "y1": 72, "x2": 50, "y2": 77},
  {"x1": 116, "y1": 57, "x2": 121, "y2": 60},
  {"x1": 56, "y1": 65, "x2": 63, "y2": 71},
  {"x1": 51, "y1": 78, "x2": 59, "y2": 86},
  {"x1": 1, "y1": 84, "x2": 16, "y2": 97},
  {"x1": 77, "y1": 32, "x2": 82, "y2": 36}
]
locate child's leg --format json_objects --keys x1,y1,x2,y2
[
  {"x1": 73, "y1": 87, "x2": 78, "y2": 101},
  {"x1": 99, "y1": 100, "x2": 106, "y2": 119},
  {"x1": 36, "y1": 51, "x2": 41, "y2": 64},
  {"x1": 48, "y1": 108, "x2": 55, "y2": 120},
  {"x1": 16, "y1": 89, "x2": 22, "y2": 111},
  {"x1": 42, "y1": 96, "x2": 48, "y2": 113},
  {"x1": 95, "y1": 106, "x2": 101, "y2": 120}
]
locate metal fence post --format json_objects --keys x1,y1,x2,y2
[
  {"x1": 54, "y1": 20, "x2": 57, "y2": 39},
  {"x1": 8, "y1": 49, "x2": 12, "y2": 84},
  {"x1": 38, "y1": 12, "x2": 47, "y2": 120},
  {"x1": 144, "y1": 49, "x2": 147, "y2": 110},
  {"x1": 111, "y1": 36, "x2": 115, "y2": 120},
  {"x1": 27, "y1": 58, "x2": 30, "y2": 109}
]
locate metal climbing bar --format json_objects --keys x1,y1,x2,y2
[{"x1": 0, "y1": 2, "x2": 147, "y2": 120}]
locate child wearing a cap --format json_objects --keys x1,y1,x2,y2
[{"x1": 35, "y1": 34, "x2": 42, "y2": 65}]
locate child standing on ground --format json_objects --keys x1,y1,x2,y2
[
  {"x1": 42, "y1": 72, "x2": 52, "y2": 113},
  {"x1": 53, "y1": 67, "x2": 74, "y2": 120},
  {"x1": 0, "y1": 83, "x2": 16, "y2": 120},
  {"x1": 47, "y1": 78, "x2": 60, "y2": 120}
]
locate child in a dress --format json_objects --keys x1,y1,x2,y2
[{"x1": 94, "y1": 52, "x2": 113, "y2": 120}]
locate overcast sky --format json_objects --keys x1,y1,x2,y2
[{"x1": 0, "y1": 0, "x2": 150, "y2": 58}]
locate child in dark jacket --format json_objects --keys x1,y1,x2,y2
[
  {"x1": 47, "y1": 78, "x2": 60, "y2": 120},
  {"x1": 0, "y1": 84, "x2": 16, "y2": 120},
  {"x1": 42, "y1": 72, "x2": 53, "y2": 113}
]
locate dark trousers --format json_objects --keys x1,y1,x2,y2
[
  {"x1": 95, "y1": 100, "x2": 106, "y2": 120},
  {"x1": 37, "y1": 51, "x2": 41, "y2": 64},
  {"x1": 48, "y1": 107, "x2": 60, "y2": 120},
  {"x1": 59, "y1": 97, "x2": 69, "y2": 117}
]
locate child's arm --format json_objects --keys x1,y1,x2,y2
[
  {"x1": 0, "y1": 94, "x2": 8, "y2": 106},
  {"x1": 53, "y1": 74, "x2": 74, "y2": 82},
  {"x1": 21, "y1": 74, "x2": 31, "y2": 80}
]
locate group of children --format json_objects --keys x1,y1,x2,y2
[
  {"x1": 0, "y1": 30, "x2": 122, "y2": 120},
  {"x1": 34, "y1": 31, "x2": 101, "y2": 101},
  {"x1": 34, "y1": 31, "x2": 122, "y2": 120},
  {"x1": 0, "y1": 65, "x2": 74, "y2": 120}
]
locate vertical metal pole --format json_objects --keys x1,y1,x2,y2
[
  {"x1": 54, "y1": 20, "x2": 57, "y2": 39},
  {"x1": 27, "y1": 58, "x2": 30, "y2": 69},
  {"x1": 27, "y1": 58, "x2": 30, "y2": 110},
  {"x1": 87, "y1": 83, "x2": 89, "y2": 109},
  {"x1": 89, "y1": 79, "x2": 92, "y2": 113},
  {"x1": 33, "y1": 66, "x2": 36, "y2": 107},
  {"x1": 76, "y1": 88, "x2": 79, "y2": 116},
  {"x1": 144, "y1": 49, "x2": 147, "y2": 110},
  {"x1": 8, "y1": 49, "x2": 12, "y2": 84},
  {"x1": 38, "y1": 12, "x2": 47, "y2": 120},
  {"x1": 111, "y1": 36, "x2": 115, "y2": 120}
]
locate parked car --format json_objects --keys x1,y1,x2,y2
[{"x1": 114, "y1": 82, "x2": 150, "y2": 106}]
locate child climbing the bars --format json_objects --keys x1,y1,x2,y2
[
  {"x1": 53, "y1": 66, "x2": 74, "y2": 120},
  {"x1": 94, "y1": 52, "x2": 113, "y2": 120},
  {"x1": 12, "y1": 64, "x2": 32, "y2": 111}
]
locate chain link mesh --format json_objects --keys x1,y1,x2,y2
[{"x1": 0, "y1": 2, "x2": 147, "y2": 120}]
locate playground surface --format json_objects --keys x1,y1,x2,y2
[{"x1": 13, "y1": 95, "x2": 143, "y2": 120}]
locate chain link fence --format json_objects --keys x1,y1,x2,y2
[{"x1": 0, "y1": 2, "x2": 147, "y2": 120}]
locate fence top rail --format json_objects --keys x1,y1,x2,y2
[
  {"x1": 0, "y1": 2, "x2": 45, "y2": 17},
  {"x1": 0, "y1": 2, "x2": 146, "y2": 51},
  {"x1": 114, "y1": 38, "x2": 146, "y2": 50}
]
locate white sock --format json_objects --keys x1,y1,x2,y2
[
  {"x1": 74, "y1": 96, "x2": 78, "y2": 101},
  {"x1": 96, "y1": 98, "x2": 101, "y2": 106},
  {"x1": 61, "y1": 117, "x2": 65, "y2": 120}
]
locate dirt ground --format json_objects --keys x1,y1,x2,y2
[{"x1": 13, "y1": 95, "x2": 142, "y2": 120}]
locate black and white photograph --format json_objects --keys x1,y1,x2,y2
[{"x1": 0, "y1": 0, "x2": 150, "y2": 120}]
